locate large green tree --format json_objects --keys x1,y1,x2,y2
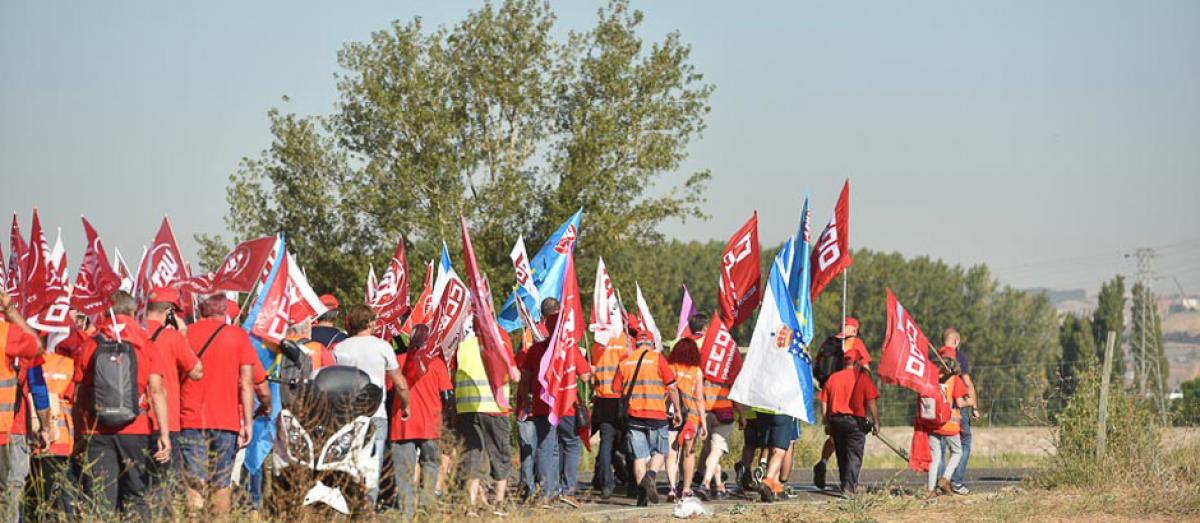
[
  {"x1": 198, "y1": 0, "x2": 713, "y2": 303},
  {"x1": 1093, "y1": 276, "x2": 1127, "y2": 383}
]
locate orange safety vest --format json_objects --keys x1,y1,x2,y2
[
  {"x1": 0, "y1": 323, "x2": 16, "y2": 435},
  {"x1": 672, "y1": 363, "x2": 702, "y2": 426},
  {"x1": 592, "y1": 335, "x2": 629, "y2": 399},
  {"x1": 934, "y1": 376, "x2": 963, "y2": 436},
  {"x1": 30, "y1": 353, "x2": 74, "y2": 457},
  {"x1": 704, "y1": 379, "x2": 733, "y2": 413},
  {"x1": 620, "y1": 348, "x2": 668, "y2": 417}
]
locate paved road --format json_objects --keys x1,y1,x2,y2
[{"x1": 543, "y1": 468, "x2": 1029, "y2": 519}]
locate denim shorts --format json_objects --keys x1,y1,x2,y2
[
  {"x1": 627, "y1": 423, "x2": 669, "y2": 460},
  {"x1": 178, "y1": 429, "x2": 239, "y2": 488}
]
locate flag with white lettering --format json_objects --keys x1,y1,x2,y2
[
  {"x1": 21, "y1": 209, "x2": 49, "y2": 316},
  {"x1": 698, "y1": 313, "x2": 738, "y2": 383},
  {"x1": 538, "y1": 252, "x2": 583, "y2": 426},
  {"x1": 72, "y1": 218, "x2": 123, "y2": 316},
  {"x1": 879, "y1": 289, "x2": 940, "y2": 397},
  {"x1": 178, "y1": 236, "x2": 276, "y2": 294},
  {"x1": 718, "y1": 213, "x2": 761, "y2": 329},
  {"x1": 588, "y1": 256, "x2": 623, "y2": 346},
  {"x1": 372, "y1": 237, "x2": 411, "y2": 340},
  {"x1": 136, "y1": 217, "x2": 190, "y2": 318},
  {"x1": 498, "y1": 209, "x2": 582, "y2": 331},
  {"x1": 810, "y1": 179, "x2": 852, "y2": 300}
]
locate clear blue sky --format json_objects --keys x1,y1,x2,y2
[{"x1": 2, "y1": 1, "x2": 1198, "y2": 294}]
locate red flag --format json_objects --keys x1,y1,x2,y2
[
  {"x1": 699, "y1": 313, "x2": 739, "y2": 383},
  {"x1": 72, "y1": 218, "x2": 123, "y2": 316},
  {"x1": 810, "y1": 179, "x2": 852, "y2": 300},
  {"x1": 460, "y1": 217, "x2": 517, "y2": 410},
  {"x1": 250, "y1": 251, "x2": 292, "y2": 344},
  {"x1": 27, "y1": 215, "x2": 71, "y2": 333},
  {"x1": 7, "y1": 214, "x2": 26, "y2": 302},
  {"x1": 400, "y1": 260, "x2": 436, "y2": 337},
  {"x1": 429, "y1": 273, "x2": 471, "y2": 368},
  {"x1": 372, "y1": 238, "x2": 411, "y2": 341},
  {"x1": 0, "y1": 241, "x2": 6, "y2": 294},
  {"x1": 136, "y1": 216, "x2": 189, "y2": 315},
  {"x1": 879, "y1": 289, "x2": 940, "y2": 398},
  {"x1": 178, "y1": 236, "x2": 276, "y2": 294},
  {"x1": 717, "y1": 213, "x2": 761, "y2": 328},
  {"x1": 538, "y1": 253, "x2": 583, "y2": 426},
  {"x1": 283, "y1": 253, "x2": 327, "y2": 325},
  {"x1": 21, "y1": 210, "x2": 50, "y2": 316}
]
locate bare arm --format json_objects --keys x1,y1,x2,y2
[
  {"x1": 148, "y1": 374, "x2": 171, "y2": 462},
  {"x1": 961, "y1": 373, "x2": 977, "y2": 408},
  {"x1": 1, "y1": 292, "x2": 43, "y2": 353},
  {"x1": 238, "y1": 364, "x2": 254, "y2": 447},
  {"x1": 186, "y1": 361, "x2": 204, "y2": 381},
  {"x1": 866, "y1": 397, "x2": 880, "y2": 434},
  {"x1": 667, "y1": 383, "x2": 683, "y2": 426},
  {"x1": 387, "y1": 368, "x2": 410, "y2": 415}
]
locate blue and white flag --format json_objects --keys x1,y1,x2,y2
[
  {"x1": 787, "y1": 195, "x2": 815, "y2": 347},
  {"x1": 241, "y1": 234, "x2": 284, "y2": 475},
  {"x1": 498, "y1": 209, "x2": 582, "y2": 331},
  {"x1": 728, "y1": 246, "x2": 816, "y2": 423}
]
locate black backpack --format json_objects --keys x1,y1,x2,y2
[
  {"x1": 90, "y1": 335, "x2": 141, "y2": 428},
  {"x1": 812, "y1": 336, "x2": 846, "y2": 388}
]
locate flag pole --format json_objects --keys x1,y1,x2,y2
[{"x1": 841, "y1": 268, "x2": 849, "y2": 334}]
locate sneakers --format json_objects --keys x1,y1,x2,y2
[
  {"x1": 559, "y1": 495, "x2": 581, "y2": 508},
  {"x1": 641, "y1": 475, "x2": 660, "y2": 504},
  {"x1": 937, "y1": 478, "x2": 954, "y2": 495},
  {"x1": 758, "y1": 478, "x2": 784, "y2": 503},
  {"x1": 813, "y1": 461, "x2": 827, "y2": 491},
  {"x1": 694, "y1": 487, "x2": 710, "y2": 501},
  {"x1": 951, "y1": 483, "x2": 970, "y2": 495},
  {"x1": 600, "y1": 487, "x2": 613, "y2": 500},
  {"x1": 713, "y1": 489, "x2": 729, "y2": 500}
]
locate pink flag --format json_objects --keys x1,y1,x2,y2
[{"x1": 676, "y1": 284, "x2": 697, "y2": 339}]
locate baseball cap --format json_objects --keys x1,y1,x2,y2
[
  {"x1": 148, "y1": 287, "x2": 182, "y2": 307},
  {"x1": 836, "y1": 317, "x2": 860, "y2": 339},
  {"x1": 320, "y1": 294, "x2": 339, "y2": 310}
]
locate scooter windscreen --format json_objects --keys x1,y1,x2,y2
[{"x1": 292, "y1": 366, "x2": 382, "y2": 435}]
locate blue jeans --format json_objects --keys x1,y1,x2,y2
[
  {"x1": 557, "y1": 414, "x2": 581, "y2": 496},
  {"x1": 595, "y1": 420, "x2": 619, "y2": 492},
  {"x1": 179, "y1": 429, "x2": 238, "y2": 488},
  {"x1": 532, "y1": 416, "x2": 558, "y2": 499},
  {"x1": 518, "y1": 418, "x2": 537, "y2": 496},
  {"x1": 392, "y1": 440, "x2": 439, "y2": 518},
  {"x1": 937, "y1": 407, "x2": 972, "y2": 485}
]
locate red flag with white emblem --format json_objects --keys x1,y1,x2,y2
[
  {"x1": 810, "y1": 179, "x2": 852, "y2": 300},
  {"x1": 461, "y1": 216, "x2": 517, "y2": 410},
  {"x1": 538, "y1": 252, "x2": 583, "y2": 426},
  {"x1": 717, "y1": 213, "x2": 762, "y2": 329},
  {"x1": 21, "y1": 209, "x2": 50, "y2": 316},
  {"x1": 372, "y1": 237, "x2": 410, "y2": 341},
  {"x1": 879, "y1": 289, "x2": 940, "y2": 398},
  {"x1": 699, "y1": 313, "x2": 740, "y2": 383},
  {"x1": 178, "y1": 236, "x2": 276, "y2": 294},
  {"x1": 136, "y1": 217, "x2": 190, "y2": 317},
  {"x1": 72, "y1": 218, "x2": 123, "y2": 316}
]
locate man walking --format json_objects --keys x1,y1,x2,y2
[
  {"x1": 939, "y1": 328, "x2": 977, "y2": 494},
  {"x1": 820, "y1": 353, "x2": 880, "y2": 497},
  {"x1": 611, "y1": 332, "x2": 682, "y2": 507}
]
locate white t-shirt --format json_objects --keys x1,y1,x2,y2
[{"x1": 332, "y1": 335, "x2": 399, "y2": 419}]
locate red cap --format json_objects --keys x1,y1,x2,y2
[
  {"x1": 148, "y1": 287, "x2": 182, "y2": 307},
  {"x1": 226, "y1": 299, "x2": 241, "y2": 320},
  {"x1": 320, "y1": 294, "x2": 339, "y2": 310},
  {"x1": 836, "y1": 317, "x2": 860, "y2": 339}
]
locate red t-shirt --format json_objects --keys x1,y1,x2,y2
[
  {"x1": 523, "y1": 340, "x2": 593, "y2": 417},
  {"x1": 3, "y1": 325, "x2": 43, "y2": 443},
  {"x1": 146, "y1": 320, "x2": 200, "y2": 433},
  {"x1": 390, "y1": 354, "x2": 452, "y2": 441},
  {"x1": 180, "y1": 318, "x2": 261, "y2": 432},
  {"x1": 843, "y1": 337, "x2": 872, "y2": 366},
  {"x1": 611, "y1": 349, "x2": 677, "y2": 421},
  {"x1": 819, "y1": 367, "x2": 880, "y2": 417},
  {"x1": 72, "y1": 316, "x2": 164, "y2": 436}
]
